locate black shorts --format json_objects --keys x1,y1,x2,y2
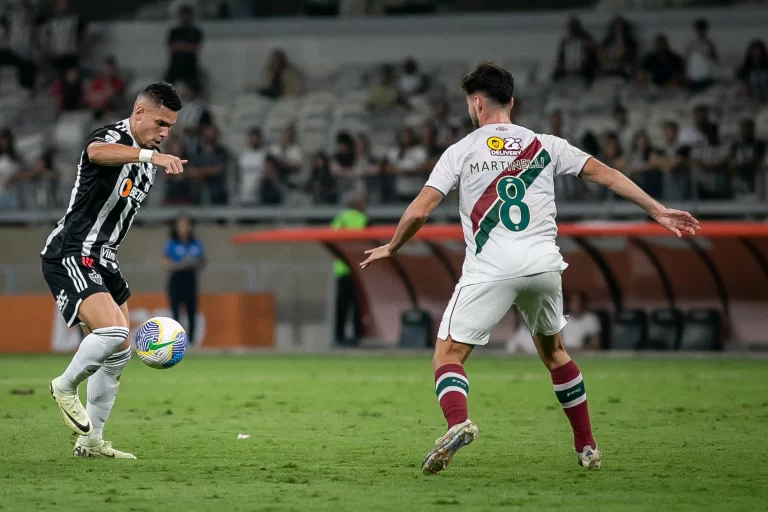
[{"x1": 41, "y1": 256, "x2": 131, "y2": 327}]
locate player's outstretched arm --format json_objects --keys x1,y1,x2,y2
[
  {"x1": 87, "y1": 142, "x2": 187, "y2": 175},
  {"x1": 360, "y1": 186, "x2": 444, "y2": 269},
  {"x1": 579, "y1": 157, "x2": 701, "y2": 237}
]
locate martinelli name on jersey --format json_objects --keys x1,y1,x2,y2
[
  {"x1": 425, "y1": 123, "x2": 591, "y2": 287},
  {"x1": 41, "y1": 119, "x2": 158, "y2": 269}
]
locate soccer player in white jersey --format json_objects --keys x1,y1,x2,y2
[{"x1": 360, "y1": 62, "x2": 700, "y2": 474}]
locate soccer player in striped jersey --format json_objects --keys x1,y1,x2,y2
[
  {"x1": 360, "y1": 62, "x2": 700, "y2": 473},
  {"x1": 41, "y1": 82, "x2": 186, "y2": 458}
]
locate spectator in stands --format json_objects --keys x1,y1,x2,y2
[
  {"x1": 729, "y1": 118, "x2": 766, "y2": 197},
  {"x1": 548, "y1": 109, "x2": 574, "y2": 142},
  {"x1": 385, "y1": 126, "x2": 427, "y2": 202},
  {"x1": 655, "y1": 120, "x2": 692, "y2": 200},
  {"x1": 305, "y1": 151, "x2": 338, "y2": 205},
  {"x1": 599, "y1": 16, "x2": 637, "y2": 80},
  {"x1": 85, "y1": 55, "x2": 126, "y2": 113},
  {"x1": 737, "y1": 39, "x2": 768, "y2": 104},
  {"x1": 188, "y1": 124, "x2": 229, "y2": 205},
  {"x1": 269, "y1": 124, "x2": 303, "y2": 184},
  {"x1": 163, "y1": 136, "x2": 194, "y2": 205},
  {"x1": 419, "y1": 122, "x2": 442, "y2": 171},
  {"x1": 613, "y1": 104, "x2": 633, "y2": 152},
  {"x1": 640, "y1": 34, "x2": 685, "y2": 89},
  {"x1": 331, "y1": 131, "x2": 364, "y2": 201},
  {"x1": 690, "y1": 119, "x2": 730, "y2": 200},
  {"x1": 0, "y1": 0, "x2": 43, "y2": 91},
  {"x1": 44, "y1": 0, "x2": 86, "y2": 75},
  {"x1": 165, "y1": 5, "x2": 204, "y2": 88},
  {"x1": 89, "y1": 98, "x2": 121, "y2": 133},
  {"x1": 237, "y1": 127, "x2": 266, "y2": 205},
  {"x1": 397, "y1": 57, "x2": 428, "y2": 98},
  {"x1": 625, "y1": 130, "x2": 662, "y2": 198},
  {"x1": 18, "y1": 148, "x2": 58, "y2": 208},
  {"x1": 368, "y1": 64, "x2": 400, "y2": 110},
  {"x1": 355, "y1": 133, "x2": 379, "y2": 201},
  {"x1": 330, "y1": 196, "x2": 367, "y2": 346},
  {"x1": 598, "y1": 132, "x2": 625, "y2": 170},
  {"x1": 430, "y1": 99, "x2": 458, "y2": 148},
  {"x1": 552, "y1": 16, "x2": 598, "y2": 85},
  {"x1": 260, "y1": 155, "x2": 285, "y2": 205},
  {"x1": 686, "y1": 18, "x2": 718, "y2": 93},
  {"x1": 0, "y1": 128, "x2": 22, "y2": 209},
  {"x1": 692, "y1": 104, "x2": 718, "y2": 145},
  {"x1": 163, "y1": 214, "x2": 205, "y2": 346},
  {"x1": 176, "y1": 82, "x2": 213, "y2": 132},
  {"x1": 49, "y1": 65, "x2": 83, "y2": 111},
  {"x1": 259, "y1": 48, "x2": 302, "y2": 99},
  {"x1": 562, "y1": 291, "x2": 601, "y2": 350}
]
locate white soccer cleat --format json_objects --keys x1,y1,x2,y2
[
  {"x1": 576, "y1": 445, "x2": 602, "y2": 469},
  {"x1": 421, "y1": 419, "x2": 478, "y2": 475},
  {"x1": 49, "y1": 377, "x2": 92, "y2": 436},
  {"x1": 74, "y1": 438, "x2": 136, "y2": 459}
]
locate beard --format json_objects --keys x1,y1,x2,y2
[{"x1": 469, "y1": 109, "x2": 479, "y2": 128}]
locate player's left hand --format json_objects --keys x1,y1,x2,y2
[
  {"x1": 360, "y1": 244, "x2": 393, "y2": 269},
  {"x1": 653, "y1": 208, "x2": 701, "y2": 237}
]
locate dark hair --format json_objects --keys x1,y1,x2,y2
[
  {"x1": 461, "y1": 62, "x2": 515, "y2": 105},
  {"x1": 140, "y1": 82, "x2": 182, "y2": 112},
  {"x1": 249, "y1": 126, "x2": 262, "y2": 137},
  {"x1": 741, "y1": 39, "x2": 768, "y2": 72},
  {"x1": 694, "y1": 18, "x2": 709, "y2": 32},
  {"x1": 169, "y1": 215, "x2": 196, "y2": 242},
  {"x1": 336, "y1": 131, "x2": 354, "y2": 147},
  {"x1": 0, "y1": 127, "x2": 18, "y2": 160}
]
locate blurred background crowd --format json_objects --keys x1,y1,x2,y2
[{"x1": 0, "y1": 0, "x2": 765, "y2": 213}]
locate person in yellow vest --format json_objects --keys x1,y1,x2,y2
[{"x1": 331, "y1": 196, "x2": 367, "y2": 346}]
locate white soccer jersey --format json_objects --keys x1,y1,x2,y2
[{"x1": 425, "y1": 123, "x2": 592, "y2": 286}]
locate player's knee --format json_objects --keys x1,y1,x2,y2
[
  {"x1": 92, "y1": 326, "x2": 130, "y2": 351},
  {"x1": 432, "y1": 337, "x2": 470, "y2": 369}
]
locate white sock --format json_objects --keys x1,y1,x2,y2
[
  {"x1": 59, "y1": 327, "x2": 129, "y2": 393},
  {"x1": 86, "y1": 347, "x2": 131, "y2": 442}
]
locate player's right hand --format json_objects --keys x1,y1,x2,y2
[{"x1": 152, "y1": 154, "x2": 188, "y2": 175}]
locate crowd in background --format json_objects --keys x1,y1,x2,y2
[{"x1": 0, "y1": 4, "x2": 767, "y2": 210}]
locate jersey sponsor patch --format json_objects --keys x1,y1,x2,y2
[
  {"x1": 56, "y1": 290, "x2": 69, "y2": 313},
  {"x1": 487, "y1": 137, "x2": 523, "y2": 157},
  {"x1": 101, "y1": 247, "x2": 116, "y2": 263},
  {"x1": 88, "y1": 269, "x2": 103, "y2": 286},
  {"x1": 104, "y1": 129, "x2": 121, "y2": 144},
  {"x1": 119, "y1": 178, "x2": 133, "y2": 197}
]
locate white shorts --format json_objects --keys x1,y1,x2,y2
[{"x1": 437, "y1": 271, "x2": 567, "y2": 346}]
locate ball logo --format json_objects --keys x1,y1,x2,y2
[
  {"x1": 119, "y1": 178, "x2": 133, "y2": 197},
  {"x1": 487, "y1": 137, "x2": 523, "y2": 157}
]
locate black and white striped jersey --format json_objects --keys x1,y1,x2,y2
[{"x1": 40, "y1": 119, "x2": 158, "y2": 269}]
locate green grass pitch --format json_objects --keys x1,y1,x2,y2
[{"x1": 1, "y1": 354, "x2": 767, "y2": 511}]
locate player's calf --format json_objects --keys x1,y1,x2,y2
[{"x1": 534, "y1": 332, "x2": 599, "y2": 467}]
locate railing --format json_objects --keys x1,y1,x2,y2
[{"x1": 2, "y1": 200, "x2": 768, "y2": 225}]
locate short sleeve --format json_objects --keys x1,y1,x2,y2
[
  {"x1": 538, "y1": 134, "x2": 592, "y2": 177},
  {"x1": 425, "y1": 146, "x2": 459, "y2": 196},
  {"x1": 164, "y1": 240, "x2": 175, "y2": 259},
  {"x1": 87, "y1": 125, "x2": 132, "y2": 147}
]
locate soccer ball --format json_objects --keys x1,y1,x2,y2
[{"x1": 135, "y1": 317, "x2": 188, "y2": 369}]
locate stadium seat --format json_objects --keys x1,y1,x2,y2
[
  {"x1": 592, "y1": 309, "x2": 612, "y2": 350},
  {"x1": 398, "y1": 309, "x2": 432, "y2": 348},
  {"x1": 680, "y1": 309, "x2": 723, "y2": 351},
  {"x1": 610, "y1": 309, "x2": 647, "y2": 350},
  {"x1": 646, "y1": 308, "x2": 683, "y2": 350}
]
